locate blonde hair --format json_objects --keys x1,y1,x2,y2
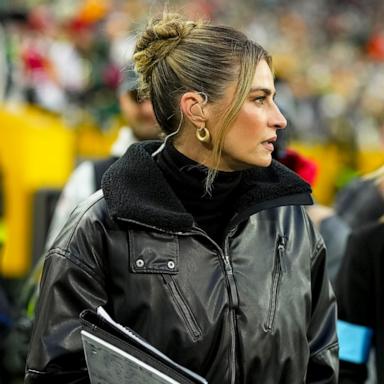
[{"x1": 133, "y1": 12, "x2": 271, "y2": 189}]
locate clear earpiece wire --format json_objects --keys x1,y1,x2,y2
[
  {"x1": 151, "y1": 109, "x2": 184, "y2": 157},
  {"x1": 151, "y1": 91, "x2": 208, "y2": 158}
]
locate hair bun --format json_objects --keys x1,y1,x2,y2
[{"x1": 134, "y1": 13, "x2": 198, "y2": 95}]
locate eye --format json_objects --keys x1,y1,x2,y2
[{"x1": 253, "y1": 96, "x2": 266, "y2": 105}]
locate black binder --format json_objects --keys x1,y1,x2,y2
[{"x1": 80, "y1": 308, "x2": 208, "y2": 384}]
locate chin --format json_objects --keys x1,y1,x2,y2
[
  {"x1": 234, "y1": 158, "x2": 272, "y2": 170},
  {"x1": 254, "y1": 155, "x2": 272, "y2": 168},
  {"x1": 223, "y1": 154, "x2": 273, "y2": 170}
]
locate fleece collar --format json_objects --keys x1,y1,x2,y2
[{"x1": 102, "y1": 141, "x2": 312, "y2": 232}]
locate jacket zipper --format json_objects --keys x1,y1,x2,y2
[
  {"x1": 264, "y1": 235, "x2": 287, "y2": 333},
  {"x1": 118, "y1": 218, "x2": 239, "y2": 384},
  {"x1": 188, "y1": 226, "x2": 238, "y2": 384},
  {"x1": 223, "y1": 230, "x2": 239, "y2": 384},
  {"x1": 162, "y1": 274, "x2": 202, "y2": 341}
]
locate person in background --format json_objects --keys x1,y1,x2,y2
[
  {"x1": 335, "y1": 219, "x2": 384, "y2": 384},
  {"x1": 1, "y1": 65, "x2": 158, "y2": 381},
  {"x1": 307, "y1": 203, "x2": 351, "y2": 283},
  {"x1": 272, "y1": 127, "x2": 318, "y2": 187},
  {"x1": 334, "y1": 165, "x2": 384, "y2": 231},
  {"x1": 45, "y1": 66, "x2": 159, "y2": 249},
  {"x1": 332, "y1": 164, "x2": 384, "y2": 384},
  {"x1": 309, "y1": 163, "x2": 384, "y2": 284},
  {"x1": 26, "y1": 12, "x2": 338, "y2": 383}
]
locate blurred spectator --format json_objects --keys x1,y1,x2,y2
[
  {"x1": 334, "y1": 165, "x2": 384, "y2": 230},
  {"x1": 1, "y1": 66, "x2": 159, "y2": 382},
  {"x1": 46, "y1": 66, "x2": 159, "y2": 248},
  {"x1": 277, "y1": 147, "x2": 318, "y2": 185},
  {"x1": 329, "y1": 119, "x2": 384, "y2": 261},
  {"x1": 1, "y1": 0, "x2": 383, "y2": 152},
  {"x1": 335, "y1": 220, "x2": 384, "y2": 384},
  {"x1": 307, "y1": 161, "x2": 384, "y2": 285},
  {"x1": 307, "y1": 204, "x2": 351, "y2": 283},
  {"x1": 63, "y1": 12, "x2": 122, "y2": 127}
]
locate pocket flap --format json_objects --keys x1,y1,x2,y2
[{"x1": 129, "y1": 230, "x2": 179, "y2": 274}]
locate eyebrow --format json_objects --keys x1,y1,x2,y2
[{"x1": 249, "y1": 87, "x2": 276, "y2": 97}]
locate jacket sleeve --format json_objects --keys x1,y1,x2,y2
[
  {"x1": 334, "y1": 228, "x2": 375, "y2": 384},
  {"x1": 306, "y1": 238, "x2": 339, "y2": 383},
  {"x1": 25, "y1": 207, "x2": 108, "y2": 384}
]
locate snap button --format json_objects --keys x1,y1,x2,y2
[
  {"x1": 136, "y1": 259, "x2": 145, "y2": 268},
  {"x1": 167, "y1": 260, "x2": 175, "y2": 270}
]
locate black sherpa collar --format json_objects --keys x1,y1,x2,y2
[{"x1": 102, "y1": 141, "x2": 312, "y2": 232}]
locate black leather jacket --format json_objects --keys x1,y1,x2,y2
[{"x1": 25, "y1": 141, "x2": 338, "y2": 384}]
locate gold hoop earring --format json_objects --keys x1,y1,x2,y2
[{"x1": 196, "y1": 126, "x2": 210, "y2": 143}]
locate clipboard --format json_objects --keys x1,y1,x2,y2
[{"x1": 80, "y1": 307, "x2": 208, "y2": 384}]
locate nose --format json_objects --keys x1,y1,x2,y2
[{"x1": 271, "y1": 104, "x2": 287, "y2": 130}]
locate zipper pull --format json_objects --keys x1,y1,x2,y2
[
  {"x1": 224, "y1": 256, "x2": 233, "y2": 274},
  {"x1": 277, "y1": 236, "x2": 287, "y2": 273}
]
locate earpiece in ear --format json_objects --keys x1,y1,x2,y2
[
  {"x1": 196, "y1": 91, "x2": 208, "y2": 105},
  {"x1": 191, "y1": 92, "x2": 208, "y2": 118},
  {"x1": 191, "y1": 102, "x2": 204, "y2": 117}
]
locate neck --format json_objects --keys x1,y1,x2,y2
[{"x1": 173, "y1": 132, "x2": 215, "y2": 168}]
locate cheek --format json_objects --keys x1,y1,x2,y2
[
  {"x1": 242, "y1": 124, "x2": 262, "y2": 139},
  {"x1": 233, "y1": 112, "x2": 264, "y2": 141},
  {"x1": 130, "y1": 108, "x2": 141, "y2": 122}
]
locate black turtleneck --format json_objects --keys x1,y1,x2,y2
[{"x1": 156, "y1": 142, "x2": 242, "y2": 245}]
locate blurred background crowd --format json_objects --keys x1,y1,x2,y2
[
  {"x1": 1, "y1": 0, "x2": 384, "y2": 383},
  {"x1": 1, "y1": 0, "x2": 384, "y2": 139}
]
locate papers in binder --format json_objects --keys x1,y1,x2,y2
[
  {"x1": 82, "y1": 331, "x2": 180, "y2": 384},
  {"x1": 80, "y1": 307, "x2": 208, "y2": 384}
]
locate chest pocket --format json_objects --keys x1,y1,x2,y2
[
  {"x1": 128, "y1": 229, "x2": 202, "y2": 340},
  {"x1": 128, "y1": 230, "x2": 179, "y2": 274}
]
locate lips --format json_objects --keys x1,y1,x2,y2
[{"x1": 261, "y1": 136, "x2": 277, "y2": 152}]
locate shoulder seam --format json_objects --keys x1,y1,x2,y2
[
  {"x1": 46, "y1": 247, "x2": 104, "y2": 286},
  {"x1": 65, "y1": 193, "x2": 105, "y2": 249}
]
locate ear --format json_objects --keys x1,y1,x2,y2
[{"x1": 180, "y1": 92, "x2": 207, "y2": 127}]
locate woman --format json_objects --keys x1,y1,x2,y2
[{"x1": 26, "y1": 13, "x2": 338, "y2": 384}]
